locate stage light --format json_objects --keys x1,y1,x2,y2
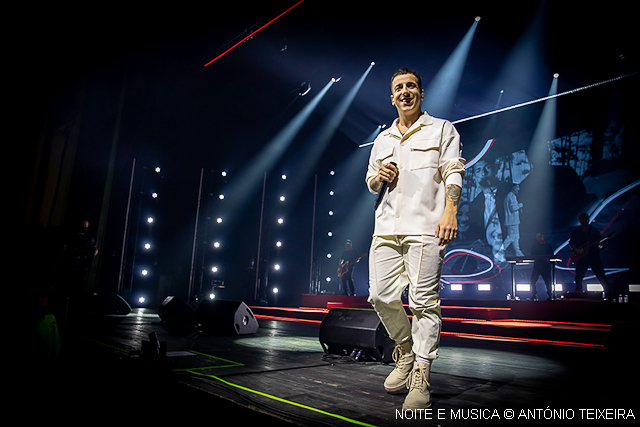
[
  {"x1": 371, "y1": 61, "x2": 375, "y2": 66},
  {"x1": 332, "y1": 76, "x2": 342, "y2": 82},
  {"x1": 450, "y1": 284, "x2": 463, "y2": 291},
  {"x1": 330, "y1": 170, "x2": 335, "y2": 175},
  {"x1": 141, "y1": 269, "x2": 149, "y2": 276},
  {"x1": 327, "y1": 231, "x2": 333, "y2": 236},
  {"x1": 276, "y1": 241, "x2": 282, "y2": 247},
  {"x1": 272, "y1": 287, "x2": 279, "y2": 294},
  {"x1": 280, "y1": 195, "x2": 286, "y2": 202},
  {"x1": 326, "y1": 253, "x2": 332, "y2": 258},
  {"x1": 629, "y1": 284, "x2": 640, "y2": 293},
  {"x1": 516, "y1": 284, "x2": 531, "y2": 292},
  {"x1": 326, "y1": 277, "x2": 331, "y2": 282},
  {"x1": 221, "y1": 171, "x2": 227, "y2": 177},
  {"x1": 139, "y1": 296, "x2": 146, "y2": 304},
  {"x1": 478, "y1": 284, "x2": 491, "y2": 291},
  {"x1": 278, "y1": 217, "x2": 284, "y2": 224},
  {"x1": 212, "y1": 266, "x2": 219, "y2": 273},
  {"x1": 329, "y1": 191, "x2": 334, "y2": 196},
  {"x1": 554, "y1": 284, "x2": 563, "y2": 292},
  {"x1": 586, "y1": 284, "x2": 604, "y2": 292},
  {"x1": 217, "y1": 217, "x2": 223, "y2": 223},
  {"x1": 144, "y1": 242, "x2": 151, "y2": 250},
  {"x1": 282, "y1": 174, "x2": 287, "y2": 180},
  {"x1": 219, "y1": 194, "x2": 225, "y2": 200},
  {"x1": 209, "y1": 293, "x2": 216, "y2": 299},
  {"x1": 475, "y1": 16, "x2": 481, "y2": 21},
  {"x1": 151, "y1": 192, "x2": 158, "y2": 198},
  {"x1": 328, "y1": 210, "x2": 334, "y2": 216},
  {"x1": 553, "y1": 73, "x2": 559, "y2": 78},
  {"x1": 274, "y1": 264, "x2": 281, "y2": 270},
  {"x1": 147, "y1": 217, "x2": 154, "y2": 224},
  {"x1": 213, "y1": 241, "x2": 221, "y2": 248},
  {"x1": 155, "y1": 167, "x2": 161, "y2": 173}
]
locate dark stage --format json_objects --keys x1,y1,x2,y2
[
  {"x1": 16, "y1": 2, "x2": 640, "y2": 425},
  {"x1": 21, "y1": 294, "x2": 639, "y2": 426}
]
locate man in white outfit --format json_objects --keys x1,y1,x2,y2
[{"x1": 365, "y1": 68, "x2": 465, "y2": 410}]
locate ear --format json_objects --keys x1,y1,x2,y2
[{"x1": 420, "y1": 89, "x2": 425, "y2": 99}]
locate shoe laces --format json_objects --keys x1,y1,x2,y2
[
  {"x1": 392, "y1": 345, "x2": 401, "y2": 363},
  {"x1": 407, "y1": 366, "x2": 429, "y2": 392},
  {"x1": 392, "y1": 343, "x2": 412, "y2": 365}
]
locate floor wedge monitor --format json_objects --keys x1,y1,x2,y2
[
  {"x1": 319, "y1": 308, "x2": 395, "y2": 363},
  {"x1": 195, "y1": 299, "x2": 259, "y2": 335}
]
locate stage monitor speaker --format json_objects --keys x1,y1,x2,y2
[
  {"x1": 158, "y1": 296, "x2": 196, "y2": 328},
  {"x1": 195, "y1": 300, "x2": 259, "y2": 335},
  {"x1": 319, "y1": 308, "x2": 395, "y2": 363},
  {"x1": 563, "y1": 291, "x2": 603, "y2": 300},
  {"x1": 89, "y1": 292, "x2": 132, "y2": 315}
]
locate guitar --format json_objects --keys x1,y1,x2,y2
[
  {"x1": 570, "y1": 231, "x2": 615, "y2": 263},
  {"x1": 337, "y1": 253, "x2": 367, "y2": 277}
]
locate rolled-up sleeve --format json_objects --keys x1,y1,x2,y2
[{"x1": 439, "y1": 121, "x2": 465, "y2": 188}]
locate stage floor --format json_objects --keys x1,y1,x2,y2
[{"x1": 22, "y1": 303, "x2": 639, "y2": 426}]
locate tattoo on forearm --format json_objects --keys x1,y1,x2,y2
[{"x1": 445, "y1": 184, "x2": 462, "y2": 207}]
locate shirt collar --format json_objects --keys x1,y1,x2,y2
[{"x1": 385, "y1": 111, "x2": 434, "y2": 138}]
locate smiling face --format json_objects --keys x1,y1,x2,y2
[{"x1": 390, "y1": 73, "x2": 424, "y2": 119}]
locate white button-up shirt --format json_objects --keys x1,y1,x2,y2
[{"x1": 366, "y1": 112, "x2": 465, "y2": 237}]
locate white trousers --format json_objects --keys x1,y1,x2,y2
[{"x1": 367, "y1": 235, "x2": 445, "y2": 361}]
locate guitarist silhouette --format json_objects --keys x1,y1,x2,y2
[
  {"x1": 569, "y1": 212, "x2": 612, "y2": 298},
  {"x1": 337, "y1": 240, "x2": 366, "y2": 296}
]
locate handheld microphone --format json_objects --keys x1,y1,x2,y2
[{"x1": 374, "y1": 162, "x2": 397, "y2": 210}]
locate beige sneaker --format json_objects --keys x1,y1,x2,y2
[
  {"x1": 383, "y1": 340, "x2": 414, "y2": 393},
  {"x1": 402, "y1": 362, "x2": 431, "y2": 409}
]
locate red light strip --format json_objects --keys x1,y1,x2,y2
[
  {"x1": 499, "y1": 318, "x2": 610, "y2": 328},
  {"x1": 442, "y1": 305, "x2": 511, "y2": 311},
  {"x1": 204, "y1": 0, "x2": 304, "y2": 67},
  {"x1": 251, "y1": 306, "x2": 326, "y2": 313},
  {"x1": 441, "y1": 331, "x2": 605, "y2": 348},
  {"x1": 254, "y1": 315, "x2": 605, "y2": 347},
  {"x1": 255, "y1": 314, "x2": 322, "y2": 324},
  {"x1": 443, "y1": 317, "x2": 491, "y2": 322}
]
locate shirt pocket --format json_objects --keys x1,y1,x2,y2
[
  {"x1": 410, "y1": 138, "x2": 440, "y2": 170},
  {"x1": 375, "y1": 146, "x2": 395, "y2": 166}
]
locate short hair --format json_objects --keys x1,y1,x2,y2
[
  {"x1": 390, "y1": 68, "x2": 422, "y2": 91},
  {"x1": 577, "y1": 212, "x2": 589, "y2": 220}
]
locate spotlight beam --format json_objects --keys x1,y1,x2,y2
[
  {"x1": 424, "y1": 17, "x2": 479, "y2": 118},
  {"x1": 524, "y1": 75, "x2": 558, "y2": 233},
  {"x1": 453, "y1": 72, "x2": 638, "y2": 125},
  {"x1": 221, "y1": 78, "x2": 336, "y2": 228},
  {"x1": 204, "y1": 0, "x2": 304, "y2": 66},
  {"x1": 287, "y1": 62, "x2": 375, "y2": 200}
]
